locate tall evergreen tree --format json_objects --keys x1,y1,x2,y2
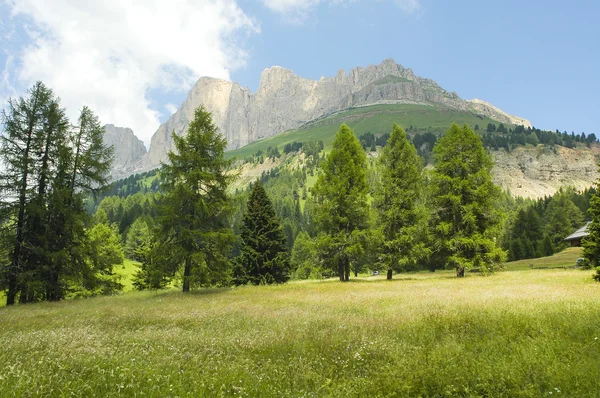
[
  {"x1": 430, "y1": 123, "x2": 506, "y2": 277},
  {"x1": 312, "y1": 124, "x2": 369, "y2": 281},
  {"x1": 0, "y1": 82, "x2": 54, "y2": 304},
  {"x1": 147, "y1": 106, "x2": 235, "y2": 291},
  {"x1": 374, "y1": 124, "x2": 427, "y2": 279},
  {"x1": 233, "y1": 181, "x2": 290, "y2": 285},
  {"x1": 1, "y1": 83, "x2": 115, "y2": 304}
]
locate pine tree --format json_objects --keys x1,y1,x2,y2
[
  {"x1": 312, "y1": 124, "x2": 369, "y2": 281},
  {"x1": 374, "y1": 124, "x2": 428, "y2": 279},
  {"x1": 233, "y1": 181, "x2": 290, "y2": 285},
  {"x1": 149, "y1": 106, "x2": 235, "y2": 292},
  {"x1": 430, "y1": 123, "x2": 506, "y2": 277}
]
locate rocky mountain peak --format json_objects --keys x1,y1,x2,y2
[{"x1": 137, "y1": 59, "x2": 533, "y2": 173}]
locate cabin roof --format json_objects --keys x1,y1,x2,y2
[{"x1": 565, "y1": 222, "x2": 591, "y2": 241}]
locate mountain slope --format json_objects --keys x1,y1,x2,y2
[{"x1": 138, "y1": 59, "x2": 530, "y2": 172}]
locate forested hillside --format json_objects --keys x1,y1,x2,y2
[{"x1": 89, "y1": 112, "x2": 598, "y2": 284}]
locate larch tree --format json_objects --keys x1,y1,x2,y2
[
  {"x1": 374, "y1": 124, "x2": 428, "y2": 279},
  {"x1": 150, "y1": 106, "x2": 235, "y2": 292},
  {"x1": 0, "y1": 83, "x2": 115, "y2": 304},
  {"x1": 233, "y1": 181, "x2": 290, "y2": 285},
  {"x1": 312, "y1": 124, "x2": 369, "y2": 281},
  {"x1": 430, "y1": 123, "x2": 506, "y2": 277},
  {"x1": 0, "y1": 82, "x2": 54, "y2": 305}
]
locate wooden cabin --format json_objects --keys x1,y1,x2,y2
[{"x1": 564, "y1": 222, "x2": 591, "y2": 247}]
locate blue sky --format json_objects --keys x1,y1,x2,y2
[{"x1": 1, "y1": 0, "x2": 598, "y2": 145}]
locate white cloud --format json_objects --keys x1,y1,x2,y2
[
  {"x1": 261, "y1": 0, "x2": 420, "y2": 20},
  {"x1": 4, "y1": 0, "x2": 259, "y2": 145},
  {"x1": 262, "y1": 0, "x2": 320, "y2": 14},
  {"x1": 165, "y1": 103, "x2": 178, "y2": 116}
]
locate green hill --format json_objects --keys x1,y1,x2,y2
[{"x1": 226, "y1": 104, "x2": 500, "y2": 159}]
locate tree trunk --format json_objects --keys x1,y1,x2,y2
[
  {"x1": 344, "y1": 256, "x2": 350, "y2": 281},
  {"x1": 183, "y1": 258, "x2": 191, "y2": 292},
  {"x1": 338, "y1": 259, "x2": 345, "y2": 282},
  {"x1": 387, "y1": 269, "x2": 393, "y2": 280},
  {"x1": 456, "y1": 267, "x2": 465, "y2": 278},
  {"x1": 354, "y1": 271, "x2": 358, "y2": 277}
]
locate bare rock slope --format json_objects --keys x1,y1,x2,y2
[{"x1": 492, "y1": 145, "x2": 599, "y2": 198}]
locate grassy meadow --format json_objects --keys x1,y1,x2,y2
[
  {"x1": 225, "y1": 104, "x2": 499, "y2": 160},
  {"x1": 2, "y1": 252, "x2": 600, "y2": 397}
]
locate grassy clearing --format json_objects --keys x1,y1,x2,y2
[
  {"x1": 114, "y1": 259, "x2": 141, "y2": 292},
  {"x1": 504, "y1": 247, "x2": 583, "y2": 271},
  {"x1": 225, "y1": 104, "x2": 499, "y2": 160},
  {"x1": 1, "y1": 266, "x2": 599, "y2": 397}
]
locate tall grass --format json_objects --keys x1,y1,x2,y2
[{"x1": 1, "y1": 268, "x2": 599, "y2": 397}]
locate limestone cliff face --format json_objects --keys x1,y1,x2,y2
[
  {"x1": 103, "y1": 124, "x2": 147, "y2": 180},
  {"x1": 492, "y1": 145, "x2": 600, "y2": 198},
  {"x1": 140, "y1": 59, "x2": 530, "y2": 171}
]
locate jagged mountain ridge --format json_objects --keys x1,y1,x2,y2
[{"x1": 138, "y1": 59, "x2": 531, "y2": 172}]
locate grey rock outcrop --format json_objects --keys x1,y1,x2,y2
[
  {"x1": 140, "y1": 59, "x2": 531, "y2": 172},
  {"x1": 103, "y1": 124, "x2": 147, "y2": 180}
]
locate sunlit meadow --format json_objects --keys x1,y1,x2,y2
[{"x1": 1, "y1": 251, "x2": 599, "y2": 397}]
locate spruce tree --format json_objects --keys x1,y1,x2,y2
[
  {"x1": 430, "y1": 123, "x2": 506, "y2": 277},
  {"x1": 374, "y1": 124, "x2": 427, "y2": 279},
  {"x1": 233, "y1": 181, "x2": 290, "y2": 285},
  {"x1": 148, "y1": 106, "x2": 235, "y2": 292},
  {"x1": 312, "y1": 124, "x2": 369, "y2": 281}
]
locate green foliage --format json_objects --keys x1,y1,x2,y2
[
  {"x1": 233, "y1": 181, "x2": 291, "y2": 285},
  {"x1": 502, "y1": 187, "x2": 594, "y2": 261},
  {"x1": 67, "y1": 222, "x2": 125, "y2": 297},
  {"x1": 125, "y1": 218, "x2": 152, "y2": 261},
  {"x1": 0, "y1": 82, "x2": 114, "y2": 304},
  {"x1": 584, "y1": 184, "x2": 600, "y2": 273},
  {"x1": 374, "y1": 124, "x2": 428, "y2": 278},
  {"x1": 312, "y1": 124, "x2": 369, "y2": 281},
  {"x1": 291, "y1": 231, "x2": 320, "y2": 279},
  {"x1": 430, "y1": 123, "x2": 506, "y2": 276},
  {"x1": 140, "y1": 106, "x2": 235, "y2": 292},
  {"x1": 593, "y1": 267, "x2": 600, "y2": 282},
  {"x1": 543, "y1": 191, "x2": 584, "y2": 251}
]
